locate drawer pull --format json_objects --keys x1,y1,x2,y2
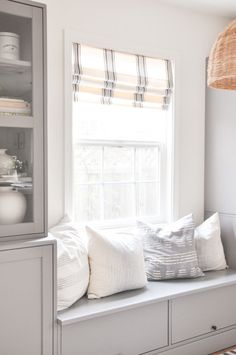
[{"x1": 211, "y1": 325, "x2": 217, "y2": 331}]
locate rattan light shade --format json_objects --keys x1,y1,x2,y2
[{"x1": 208, "y1": 19, "x2": 236, "y2": 90}]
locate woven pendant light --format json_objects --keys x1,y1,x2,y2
[{"x1": 208, "y1": 19, "x2": 236, "y2": 90}]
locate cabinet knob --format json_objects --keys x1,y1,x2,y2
[{"x1": 211, "y1": 325, "x2": 217, "y2": 331}]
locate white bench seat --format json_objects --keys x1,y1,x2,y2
[
  {"x1": 57, "y1": 269, "x2": 236, "y2": 355},
  {"x1": 58, "y1": 269, "x2": 236, "y2": 326}
]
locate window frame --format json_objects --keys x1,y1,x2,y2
[
  {"x1": 73, "y1": 137, "x2": 166, "y2": 224},
  {"x1": 64, "y1": 29, "x2": 178, "y2": 227}
]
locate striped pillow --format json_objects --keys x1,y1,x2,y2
[
  {"x1": 50, "y1": 218, "x2": 90, "y2": 311},
  {"x1": 137, "y1": 214, "x2": 204, "y2": 280}
]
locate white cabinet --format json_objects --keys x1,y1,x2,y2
[
  {"x1": 60, "y1": 301, "x2": 168, "y2": 355},
  {"x1": 171, "y1": 285, "x2": 236, "y2": 344},
  {"x1": 0, "y1": 0, "x2": 47, "y2": 240},
  {"x1": 58, "y1": 271, "x2": 236, "y2": 355},
  {"x1": 0, "y1": 2, "x2": 53, "y2": 355},
  {"x1": 0, "y1": 239, "x2": 56, "y2": 355}
]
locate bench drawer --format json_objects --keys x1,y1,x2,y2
[
  {"x1": 171, "y1": 285, "x2": 236, "y2": 343},
  {"x1": 60, "y1": 301, "x2": 168, "y2": 355}
]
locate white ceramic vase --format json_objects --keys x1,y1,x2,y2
[
  {"x1": 0, "y1": 149, "x2": 14, "y2": 175},
  {"x1": 0, "y1": 187, "x2": 26, "y2": 224}
]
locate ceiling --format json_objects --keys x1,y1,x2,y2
[{"x1": 158, "y1": 0, "x2": 236, "y2": 18}]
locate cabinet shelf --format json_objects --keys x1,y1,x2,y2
[
  {"x1": 0, "y1": 58, "x2": 31, "y2": 74},
  {"x1": 0, "y1": 115, "x2": 34, "y2": 128}
]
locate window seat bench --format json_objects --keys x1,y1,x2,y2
[{"x1": 57, "y1": 269, "x2": 236, "y2": 355}]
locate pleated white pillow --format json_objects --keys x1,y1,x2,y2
[
  {"x1": 50, "y1": 218, "x2": 89, "y2": 311},
  {"x1": 195, "y1": 213, "x2": 228, "y2": 271},
  {"x1": 86, "y1": 226, "x2": 147, "y2": 299}
]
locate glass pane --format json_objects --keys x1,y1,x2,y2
[
  {"x1": 137, "y1": 183, "x2": 159, "y2": 217},
  {"x1": 104, "y1": 183, "x2": 135, "y2": 219},
  {"x1": 73, "y1": 184, "x2": 101, "y2": 221},
  {"x1": 73, "y1": 101, "x2": 167, "y2": 142},
  {"x1": 135, "y1": 147, "x2": 159, "y2": 181},
  {"x1": 74, "y1": 145, "x2": 102, "y2": 183},
  {"x1": 0, "y1": 12, "x2": 32, "y2": 117},
  {"x1": 103, "y1": 146, "x2": 133, "y2": 181},
  {"x1": 0, "y1": 127, "x2": 33, "y2": 224}
]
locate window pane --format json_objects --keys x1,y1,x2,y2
[
  {"x1": 74, "y1": 145, "x2": 102, "y2": 183},
  {"x1": 135, "y1": 147, "x2": 159, "y2": 181},
  {"x1": 104, "y1": 184, "x2": 135, "y2": 219},
  {"x1": 73, "y1": 184, "x2": 101, "y2": 221},
  {"x1": 103, "y1": 147, "x2": 133, "y2": 182},
  {"x1": 137, "y1": 183, "x2": 159, "y2": 217},
  {"x1": 73, "y1": 101, "x2": 166, "y2": 142}
]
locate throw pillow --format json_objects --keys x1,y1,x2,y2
[
  {"x1": 195, "y1": 212, "x2": 228, "y2": 271},
  {"x1": 50, "y1": 217, "x2": 90, "y2": 311},
  {"x1": 137, "y1": 214, "x2": 204, "y2": 280},
  {"x1": 86, "y1": 226, "x2": 147, "y2": 299}
]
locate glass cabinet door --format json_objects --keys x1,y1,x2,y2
[{"x1": 0, "y1": 1, "x2": 46, "y2": 239}]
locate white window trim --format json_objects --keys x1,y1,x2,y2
[{"x1": 64, "y1": 29, "x2": 180, "y2": 226}]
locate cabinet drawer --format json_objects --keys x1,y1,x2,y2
[
  {"x1": 171, "y1": 285, "x2": 236, "y2": 343},
  {"x1": 61, "y1": 301, "x2": 168, "y2": 355}
]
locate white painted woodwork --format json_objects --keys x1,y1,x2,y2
[
  {"x1": 60, "y1": 302, "x2": 168, "y2": 355},
  {"x1": 171, "y1": 284, "x2": 236, "y2": 343},
  {"x1": 58, "y1": 269, "x2": 236, "y2": 325},
  {"x1": 58, "y1": 270, "x2": 236, "y2": 355},
  {"x1": 0, "y1": 243, "x2": 54, "y2": 355}
]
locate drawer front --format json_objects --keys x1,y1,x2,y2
[
  {"x1": 171, "y1": 285, "x2": 236, "y2": 344},
  {"x1": 61, "y1": 301, "x2": 168, "y2": 355}
]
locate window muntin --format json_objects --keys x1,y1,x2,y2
[{"x1": 73, "y1": 141, "x2": 161, "y2": 222}]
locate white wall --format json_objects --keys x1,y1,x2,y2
[{"x1": 42, "y1": 0, "x2": 230, "y2": 227}]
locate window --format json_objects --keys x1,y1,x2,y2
[{"x1": 69, "y1": 42, "x2": 173, "y2": 225}]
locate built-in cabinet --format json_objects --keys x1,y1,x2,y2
[
  {"x1": 0, "y1": 0, "x2": 46, "y2": 240},
  {"x1": 0, "y1": 238, "x2": 56, "y2": 355},
  {"x1": 57, "y1": 271, "x2": 236, "y2": 355},
  {"x1": 0, "y1": 2, "x2": 54, "y2": 355}
]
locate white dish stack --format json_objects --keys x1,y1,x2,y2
[{"x1": 0, "y1": 32, "x2": 19, "y2": 61}]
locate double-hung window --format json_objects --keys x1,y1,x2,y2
[{"x1": 70, "y1": 43, "x2": 173, "y2": 225}]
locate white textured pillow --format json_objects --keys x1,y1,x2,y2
[
  {"x1": 195, "y1": 213, "x2": 228, "y2": 271},
  {"x1": 50, "y1": 218, "x2": 89, "y2": 311},
  {"x1": 86, "y1": 226, "x2": 147, "y2": 299}
]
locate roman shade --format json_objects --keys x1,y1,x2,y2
[{"x1": 72, "y1": 43, "x2": 173, "y2": 110}]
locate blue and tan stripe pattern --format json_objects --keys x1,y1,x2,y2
[
  {"x1": 136, "y1": 214, "x2": 204, "y2": 280},
  {"x1": 211, "y1": 346, "x2": 236, "y2": 355},
  {"x1": 72, "y1": 43, "x2": 173, "y2": 110}
]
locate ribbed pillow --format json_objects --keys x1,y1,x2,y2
[
  {"x1": 86, "y1": 226, "x2": 147, "y2": 299},
  {"x1": 50, "y1": 218, "x2": 89, "y2": 311},
  {"x1": 137, "y1": 214, "x2": 204, "y2": 280}
]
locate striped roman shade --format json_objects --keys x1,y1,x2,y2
[{"x1": 72, "y1": 43, "x2": 173, "y2": 110}]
